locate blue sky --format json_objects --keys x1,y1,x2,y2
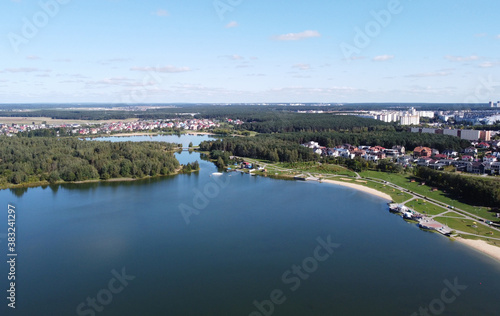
[{"x1": 0, "y1": 0, "x2": 499, "y2": 104}]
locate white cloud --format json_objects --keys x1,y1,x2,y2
[
  {"x1": 3, "y1": 68, "x2": 50, "y2": 73},
  {"x1": 292, "y1": 63, "x2": 311, "y2": 70},
  {"x1": 153, "y1": 9, "x2": 169, "y2": 17},
  {"x1": 131, "y1": 66, "x2": 191, "y2": 73},
  {"x1": 444, "y1": 55, "x2": 479, "y2": 62},
  {"x1": 372, "y1": 55, "x2": 394, "y2": 61},
  {"x1": 221, "y1": 54, "x2": 244, "y2": 61},
  {"x1": 272, "y1": 30, "x2": 321, "y2": 41},
  {"x1": 406, "y1": 71, "x2": 451, "y2": 78},
  {"x1": 225, "y1": 21, "x2": 238, "y2": 28},
  {"x1": 479, "y1": 62, "x2": 496, "y2": 68}
]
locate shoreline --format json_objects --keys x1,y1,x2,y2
[
  {"x1": 321, "y1": 178, "x2": 500, "y2": 264},
  {"x1": 454, "y1": 237, "x2": 500, "y2": 263},
  {"x1": 322, "y1": 179, "x2": 392, "y2": 201}
]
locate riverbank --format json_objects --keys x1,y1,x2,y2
[
  {"x1": 0, "y1": 173, "x2": 180, "y2": 190},
  {"x1": 322, "y1": 179, "x2": 392, "y2": 202},
  {"x1": 455, "y1": 237, "x2": 500, "y2": 263}
]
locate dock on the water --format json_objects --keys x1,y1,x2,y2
[{"x1": 389, "y1": 204, "x2": 452, "y2": 236}]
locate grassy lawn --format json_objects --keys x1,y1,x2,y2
[
  {"x1": 434, "y1": 217, "x2": 500, "y2": 239},
  {"x1": 405, "y1": 200, "x2": 447, "y2": 216},
  {"x1": 359, "y1": 170, "x2": 496, "y2": 220},
  {"x1": 278, "y1": 162, "x2": 357, "y2": 177}
]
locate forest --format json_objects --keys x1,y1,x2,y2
[
  {"x1": 272, "y1": 130, "x2": 470, "y2": 151},
  {"x1": 199, "y1": 137, "x2": 318, "y2": 163},
  {"x1": 416, "y1": 167, "x2": 500, "y2": 206},
  {"x1": 0, "y1": 137, "x2": 179, "y2": 187},
  {"x1": 235, "y1": 113, "x2": 392, "y2": 133}
]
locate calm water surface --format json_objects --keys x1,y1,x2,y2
[{"x1": 1, "y1": 136, "x2": 500, "y2": 316}]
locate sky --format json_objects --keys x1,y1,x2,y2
[{"x1": 0, "y1": 0, "x2": 499, "y2": 104}]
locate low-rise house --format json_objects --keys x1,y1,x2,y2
[
  {"x1": 326, "y1": 148, "x2": 340, "y2": 157},
  {"x1": 392, "y1": 145, "x2": 405, "y2": 154},
  {"x1": 467, "y1": 162, "x2": 486, "y2": 174},
  {"x1": 442, "y1": 149, "x2": 458, "y2": 157},
  {"x1": 483, "y1": 155, "x2": 498, "y2": 163},
  {"x1": 417, "y1": 157, "x2": 433, "y2": 166},
  {"x1": 361, "y1": 154, "x2": 379, "y2": 162},
  {"x1": 302, "y1": 141, "x2": 320, "y2": 149},
  {"x1": 490, "y1": 162, "x2": 500, "y2": 174},
  {"x1": 478, "y1": 142, "x2": 490, "y2": 149},
  {"x1": 384, "y1": 149, "x2": 400, "y2": 157},
  {"x1": 464, "y1": 147, "x2": 478, "y2": 155},
  {"x1": 397, "y1": 156, "x2": 413, "y2": 165},
  {"x1": 439, "y1": 159, "x2": 456, "y2": 166},
  {"x1": 413, "y1": 146, "x2": 432, "y2": 158},
  {"x1": 461, "y1": 155, "x2": 473, "y2": 161},
  {"x1": 352, "y1": 148, "x2": 366, "y2": 157},
  {"x1": 340, "y1": 151, "x2": 355, "y2": 160},
  {"x1": 433, "y1": 154, "x2": 447, "y2": 160}
]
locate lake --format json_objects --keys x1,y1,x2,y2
[{"x1": 1, "y1": 135, "x2": 500, "y2": 316}]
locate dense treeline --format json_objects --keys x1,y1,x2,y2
[
  {"x1": 17, "y1": 128, "x2": 71, "y2": 137},
  {"x1": 0, "y1": 103, "x2": 493, "y2": 120},
  {"x1": 272, "y1": 131, "x2": 470, "y2": 151},
  {"x1": 236, "y1": 114, "x2": 392, "y2": 133},
  {"x1": 0, "y1": 137, "x2": 179, "y2": 187},
  {"x1": 416, "y1": 167, "x2": 500, "y2": 206},
  {"x1": 200, "y1": 138, "x2": 318, "y2": 163},
  {"x1": 181, "y1": 161, "x2": 200, "y2": 173}
]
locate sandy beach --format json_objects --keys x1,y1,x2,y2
[
  {"x1": 322, "y1": 179, "x2": 392, "y2": 201},
  {"x1": 455, "y1": 238, "x2": 500, "y2": 263}
]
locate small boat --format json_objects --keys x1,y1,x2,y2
[{"x1": 212, "y1": 172, "x2": 223, "y2": 176}]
